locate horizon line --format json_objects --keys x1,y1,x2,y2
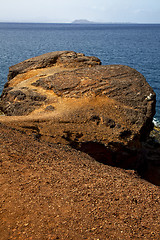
[{"x1": 0, "y1": 21, "x2": 160, "y2": 25}]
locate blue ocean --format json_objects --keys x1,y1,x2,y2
[{"x1": 0, "y1": 23, "x2": 160, "y2": 125}]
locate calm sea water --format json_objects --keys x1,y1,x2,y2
[{"x1": 0, "y1": 23, "x2": 160, "y2": 124}]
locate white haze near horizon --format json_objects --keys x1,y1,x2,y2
[{"x1": 0, "y1": 0, "x2": 160, "y2": 23}]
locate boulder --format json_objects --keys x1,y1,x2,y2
[{"x1": 0, "y1": 51, "x2": 156, "y2": 169}]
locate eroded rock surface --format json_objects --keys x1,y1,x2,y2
[{"x1": 0, "y1": 51, "x2": 156, "y2": 169}]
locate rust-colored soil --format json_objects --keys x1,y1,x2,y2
[{"x1": 0, "y1": 123, "x2": 160, "y2": 240}]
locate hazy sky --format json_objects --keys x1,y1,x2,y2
[{"x1": 0, "y1": 0, "x2": 160, "y2": 23}]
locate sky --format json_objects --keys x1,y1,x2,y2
[{"x1": 0, "y1": 0, "x2": 160, "y2": 23}]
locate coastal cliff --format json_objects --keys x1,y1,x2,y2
[
  {"x1": 0, "y1": 51, "x2": 159, "y2": 239},
  {"x1": 0, "y1": 51, "x2": 156, "y2": 169}
]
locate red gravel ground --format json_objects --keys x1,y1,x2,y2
[{"x1": 0, "y1": 122, "x2": 160, "y2": 240}]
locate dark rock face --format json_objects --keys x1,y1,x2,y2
[
  {"x1": 0, "y1": 51, "x2": 156, "y2": 170},
  {"x1": 0, "y1": 88, "x2": 46, "y2": 116}
]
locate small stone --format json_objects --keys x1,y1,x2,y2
[{"x1": 45, "y1": 105, "x2": 55, "y2": 111}]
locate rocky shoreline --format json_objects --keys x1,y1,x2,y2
[
  {"x1": 0, "y1": 51, "x2": 160, "y2": 239},
  {"x1": 150, "y1": 125, "x2": 160, "y2": 143}
]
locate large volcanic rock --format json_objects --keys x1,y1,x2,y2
[{"x1": 0, "y1": 51, "x2": 156, "y2": 168}]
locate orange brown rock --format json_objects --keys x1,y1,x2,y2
[{"x1": 0, "y1": 51, "x2": 156, "y2": 168}]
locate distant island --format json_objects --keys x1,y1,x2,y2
[
  {"x1": 71, "y1": 19, "x2": 137, "y2": 24},
  {"x1": 72, "y1": 19, "x2": 95, "y2": 24}
]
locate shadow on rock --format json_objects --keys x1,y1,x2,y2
[
  {"x1": 72, "y1": 139, "x2": 160, "y2": 186},
  {"x1": 140, "y1": 138, "x2": 160, "y2": 186}
]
